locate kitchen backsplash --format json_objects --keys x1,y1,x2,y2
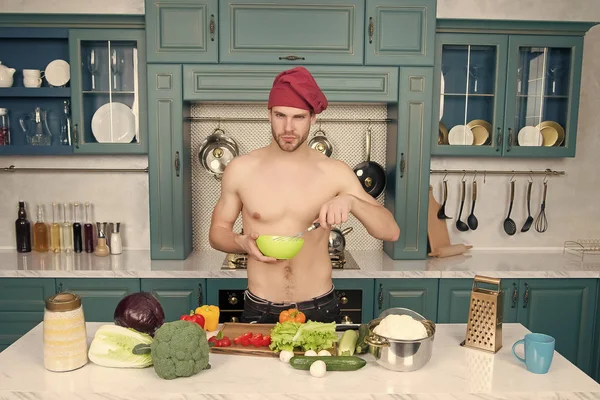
[{"x1": 190, "y1": 103, "x2": 388, "y2": 251}]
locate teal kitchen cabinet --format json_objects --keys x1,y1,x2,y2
[
  {"x1": 374, "y1": 279, "x2": 438, "y2": 321},
  {"x1": 145, "y1": 0, "x2": 218, "y2": 63},
  {"x1": 69, "y1": 29, "x2": 148, "y2": 154},
  {"x1": 0, "y1": 278, "x2": 55, "y2": 352},
  {"x1": 147, "y1": 64, "x2": 193, "y2": 260},
  {"x1": 219, "y1": 0, "x2": 365, "y2": 65},
  {"x1": 365, "y1": 0, "x2": 436, "y2": 66},
  {"x1": 333, "y1": 278, "x2": 375, "y2": 324},
  {"x1": 383, "y1": 67, "x2": 433, "y2": 259},
  {"x1": 141, "y1": 279, "x2": 206, "y2": 323},
  {"x1": 184, "y1": 65, "x2": 398, "y2": 103},
  {"x1": 206, "y1": 278, "x2": 247, "y2": 323},
  {"x1": 437, "y1": 278, "x2": 597, "y2": 375},
  {"x1": 56, "y1": 278, "x2": 140, "y2": 322},
  {"x1": 437, "y1": 279, "x2": 519, "y2": 323},
  {"x1": 432, "y1": 20, "x2": 593, "y2": 158},
  {"x1": 517, "y1": 279, "x2": 596, "y2": 376}
]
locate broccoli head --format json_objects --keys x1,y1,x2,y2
[{"x1": 150, "y1": 320, "x2": 210, "y2": 379}]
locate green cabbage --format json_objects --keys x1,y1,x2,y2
[{"x1": 88, "y1": 324, "x2": 153, "y2": 368}]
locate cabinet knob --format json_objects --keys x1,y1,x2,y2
[
  {"x1": 228, "y1": 294, "x2": 238, "y2": 305},
  {"x1": 340, "y1": 296, "x2": 348, "y2": 305},
  {"x1": 230, "y1": 316, "x2": 239, "y2": 323},
  {"x1": 341, "y1": 315, "x2": 353, "y2": 324}
]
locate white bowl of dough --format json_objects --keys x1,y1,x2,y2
[{"x1": 365, "y1": 308, "x2": 436, "y2": 372}]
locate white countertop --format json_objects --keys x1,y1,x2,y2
[
  {"x1": 0, "y1": 249, "x2": 599, "y2": 279},
  {"x1": 1, "y1": 322, "x2": 599, "y2": 400}
]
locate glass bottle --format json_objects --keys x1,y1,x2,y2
[
  {"x1": 50, "y1": 202, "x2": 61, "y2": 253},
  {"x1": 33, "y1": 205, "x2": 49, "y2": 252},
  {"x1": 84, "y1": 202, "x2": 94, "y2": 253},
  {"x1": 0, "y1": 108, "x2": 10, "y2": 145},
  {"x1": 110, "y1": 222, "x2": 122, "y2": 255},
  {"x1": 15, "y1": 201, "x2": 32, "y2": 253},
  {"x1": 72, "y1": 202, "x2": 82, "y2": 253},
  {"x1": 61, "y1": 203, "x2": 73, "y2": 253},
  {"x1": 60, "y1": 100, "x2": 71, "y2": 146}
]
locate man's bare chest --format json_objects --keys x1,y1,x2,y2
[{"x1": 239, "y1": 169, "x2": 338, "y2": 224}]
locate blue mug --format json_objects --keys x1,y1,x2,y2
[{"x1": 512, "y1": 333, "x2": 555, "y2": 374}]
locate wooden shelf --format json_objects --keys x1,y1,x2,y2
[{"x1": 0, "y1": 87, "x2": 71, "y2": 98}]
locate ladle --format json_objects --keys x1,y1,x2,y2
[{"x1": 456, "y1": 180, "x2": 469, "y2": 232}]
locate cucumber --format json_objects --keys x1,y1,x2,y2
[
  {"x1": 355, "y1": 324, "x2": 370, "y2": 354},
  {"x1": 337, "y1": 329, "x2": 358, "y2": 356},
  {"x1": 289, "y1": 356, "x2": 366, "y2": 371}
]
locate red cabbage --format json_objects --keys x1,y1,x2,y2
[{"x1": 114, "y1": 292, "x2": 165, "y2": 336}]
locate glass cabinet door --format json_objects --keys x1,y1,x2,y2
[
  {"x1": 432, "y1": 34, "x2": 508, "y2": 156},
  {"x1": 69, "y1": 29, "x2": 147, "y2": 154},
  {"x1": 504, "y1": 35, "x2": 583, "y2": 157}
]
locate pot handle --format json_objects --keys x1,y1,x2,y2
[
  {"x1": 365, "y1": 128, "x2": 372, "y2": 163},
  {"x1": 341, "y1": 227, "x2": 353, "y2": 236},
  {"x1": 365, "y1": 333, "x2": 389, "y2": 348}
]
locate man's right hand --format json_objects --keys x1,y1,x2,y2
[{"x1": 234, "y1": 232, "x2": 278, "y2": 263}]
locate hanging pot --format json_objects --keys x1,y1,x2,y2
[
  {"x1": 353, "y1": 128, "x2": 386, "y2": 198},
  {"x1": 308, "y1": 128, "x2": 333, "y2": 157},
  {"x1": 198, "y1": 128, "x2": 239, "y2": 180},
  {"x1": 328, "y1": 227, "x2": 353, "y2": 254}
]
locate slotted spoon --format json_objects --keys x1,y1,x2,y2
[{"x1": 273, "y1": 222, "x2": 320, "y2": 242}]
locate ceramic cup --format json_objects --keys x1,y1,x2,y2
[
  {"x1": 512, "y1": 333, "x2": 555, "y2": 374},
  {"x1": 23, "y1": 69, "x2": 44, "y2": 88}
]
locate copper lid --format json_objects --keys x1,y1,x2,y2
[{"x1": 45, "y1": 292, "x2": 82, "y2": 312}]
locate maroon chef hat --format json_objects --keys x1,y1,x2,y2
[{"x1": 267, "y1": 66, "x2": 328, "y2": 114}]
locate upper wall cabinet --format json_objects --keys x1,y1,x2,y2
[
  {"x1": 431, "y1": 20, "x2": 594, "y2": 158},
  {"x1": 69, "y1": 29, "x2": 148, "y2": 154},
  {"x1": 219, "y1": 0, "x2": 365, "y2": 65},
  {"x1": 145, "y1": 0, "x2": 218, "y2": 63},
  {"x1": 365, "y1": 0, "x2": 436, "y2": 66}
]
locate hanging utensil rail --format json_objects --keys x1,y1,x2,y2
[
  {"x1": 185, "y1": 117, "x2": 392, "y2": 123},
  {"x1": 430, "y1": 168, "x2": 564, "y2": 176},
  {"x1": 1, "y1": 165, "x2": 148, "y2": 173}
]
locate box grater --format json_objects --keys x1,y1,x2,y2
[{"x1": 463, "y1": 275, "x2": 503, "y2": 353}]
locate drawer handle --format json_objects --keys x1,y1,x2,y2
[
  {"x1": 230, "y1": 316, "x2": 239, "y2": 323},
  {"x1": 341, "y1": 315, "x2": 353, "y2": 324},
  {"x1": 496, "y1": 128, "x2": 501, "y2": 151},
  {"x1": 507, "y1": 128, "x2": 513, "y2": 152},
  {"x1": 197, "y1": 283, "x2": 203, "y2": 307},
  {"x1": 209, "y1": 14, "x2": 215, "y2": 42},
  {"x1": 278, "y1": 55, "x2": 305, "y2": 61},
  {"x1": 174, "y1": 151, "x2": 180, "y2": 177},
  {"x1": 511, "y1": 282, "x2": 518, "y2": 308},
  {"x1": 400, "y1": 152, "x2": 405, "y2": 178},
  {"x1": 523, "y1": 283, "x2": 529, "y2": 308},
  {"x1": 378, "y1": 283, "x2": 383, "y2": 310},
  {"x1": 74, "y1": 124, "x2": 79, "y2": 149},
  {"x1": 368, "y1": 17, "x2": 374, "y2": 44}
]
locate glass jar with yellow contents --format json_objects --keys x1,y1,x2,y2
[{"x1": 43, "y1": 292, "x2": 88, "y2": 372}]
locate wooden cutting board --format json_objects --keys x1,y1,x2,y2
[
  {"x1": 209, "y1": 322, "x2": 336, "y2": 358},
  {"x1": 428, "y1": 185, "x2": 451, "y2": 254}
]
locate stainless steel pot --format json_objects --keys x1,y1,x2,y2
[
  {"x1": 308, "y1": 129, "x2": 333, "y2": 157},
  {"x1": 364, "y1": 308, "x2": 436, "y2": 372},
  {"x1": 198, "y1": 128, "x2": 239, "y2": 180},
  {"x1": 328, "y1": 227, "x2": 352, "y2": 254}
]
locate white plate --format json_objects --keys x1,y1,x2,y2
[
  {"x1": 448, "y1": 125, "x2": 474, "y2": 145},
  {"x1": 91, "y1": 102, "x2": 136, "y2": 143},
  {"x1": 439, "y1": 73, "x2": 445, "y2": 122},
  {"x1": 45, "y1": 59, "x2": 70, "y2": 87},
  {"x1": 517, "y1": 126, "x2": 543, "y2": 146}
]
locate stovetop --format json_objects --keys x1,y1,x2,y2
[{"x1": 221, "y1": 251, "x2": 360, "y2": 270}]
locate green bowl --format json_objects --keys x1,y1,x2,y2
[{"x1": 256, "y1": 236, "x2": 304, "y2": 260}]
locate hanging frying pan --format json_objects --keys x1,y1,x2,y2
[{"x1": 353, "y1": 128, "x2": 386, "y2": 198}]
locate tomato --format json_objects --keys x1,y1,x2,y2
[
  {"x1": 241, "y1": 332, "x2": 253, "y2": 340},
  {"x1": 249, "y1": 333, "x2": 264, "y2": 347},
  {"x1": 241, "y1": 337, "x2": 250, "y2": 346},
  {"x1": 217, "y1": 336, "x2": 231, "y2": 347},
  {"x1": 260, "y1": 335, "x2": 271, "y2": 347},
  {"x1": 234, "y1": 336, "x2": 243, "y2": 345}
]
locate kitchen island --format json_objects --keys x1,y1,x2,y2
[{"x1": 1, "y1": 322, "x2": 599, "y2": 400}]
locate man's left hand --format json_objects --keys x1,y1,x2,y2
[{"x1": 317, "y1": 194, "x2": 356, "y2": 229}]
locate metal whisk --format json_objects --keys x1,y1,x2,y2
[
  {"x1": 273, "y1": 222, "x2": 320, "y2": 242},
  {"x1": 535, "y1": 181, "x2": 548, "y2": 233}
]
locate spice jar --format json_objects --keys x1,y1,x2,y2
[{"x1": 43, "y1": 292, "x2": 88, "y2": 372}]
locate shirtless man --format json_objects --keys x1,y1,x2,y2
[{"x1": 209, "y1": 66, "x2": 400, "y2": 323}]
